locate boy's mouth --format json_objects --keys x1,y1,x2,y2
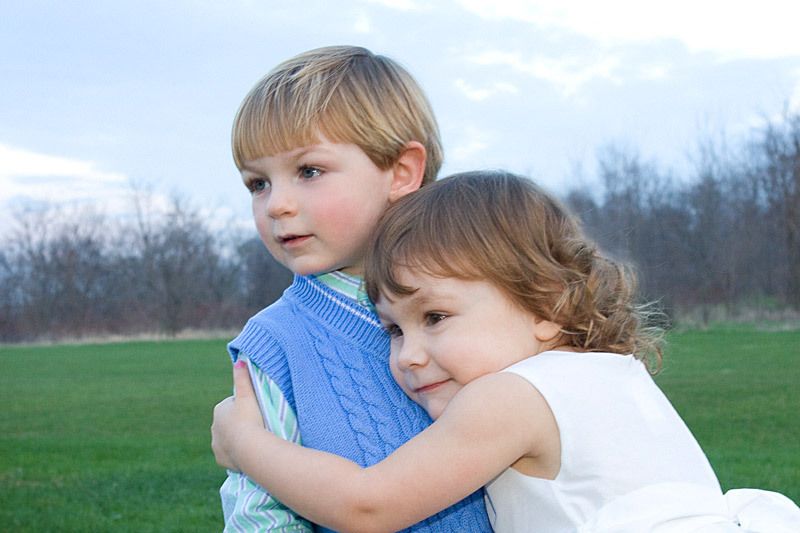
[{"x1": 277, "y1": 234, "x2": 312, "y2": 246}]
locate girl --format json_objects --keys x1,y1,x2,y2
[{"x1": 212, "y1": 171, "x2": 799, "y2": 532}]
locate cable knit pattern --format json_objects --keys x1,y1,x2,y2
[
  {"x1": 312, "y1": 327, "x2": 383, "y2": 465},
  {"x1": 228, "y1": 275, "x2": 490, "y2": 533}
]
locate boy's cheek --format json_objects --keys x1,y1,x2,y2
[{"x1": 255, "y1": 224, "x2": 275, "y2": 250}]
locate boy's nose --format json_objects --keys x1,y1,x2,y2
[{"x1": 266, "y1": 184, "x2": 297, "y2": 218}]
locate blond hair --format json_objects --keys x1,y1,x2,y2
[
  {"x1": 365, "y1": 170, "x2": 664, "y2": 371},
  {"x1": 232, "y1": 45, "x2": 442, "y2": 184}
]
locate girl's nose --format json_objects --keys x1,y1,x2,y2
[{"x1": 394, "y1": 336, "x2": 428, "y2": 370}]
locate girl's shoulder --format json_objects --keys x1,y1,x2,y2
[
  {"x1": 447, "y1": 372, "x2": 560, "y2": 467},
  {"x1": 455, "y1": 371, "x2": 552, "y2": 416},
  {"x1": 503, "y1": 351, "x2": 640, "y2": 380}
]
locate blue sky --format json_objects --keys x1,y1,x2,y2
[{"x1": 2, "y1": 0, "x2": 799, "y2": 234}]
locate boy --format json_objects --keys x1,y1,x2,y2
[{"x1": 215, "y1": 46, "x2": 490, "y2": 532}]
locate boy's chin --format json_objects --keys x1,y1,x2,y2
[
  {"x1": 280, "y1": 262, "x2": 336, "y2": 277},
  {"x1": 295, "y1": 267, "x2": 351, "y2": 277},
  {"x1": 299, "y1": 265, "x2": 364, "y2": 277},
  {"x1": 278, "y1": 258, "x2": 363, "y2": 277}
]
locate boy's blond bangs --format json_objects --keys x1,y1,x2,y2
[
  {"x1": 231, "y1": 46, "x2": 442, "y2": 183},
  {"x1": 231, "y1": 79, "x2": 399, "y2": 169},
  {"x1": 232, "y1": 87, "x2": 320, "y2": 167}
]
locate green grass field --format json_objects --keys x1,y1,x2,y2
[
  {"x1": 655, "y1": 326, "x2": 800, "y2": 501},
  {"x1": 0, "y1": 339, "x2": 232, "y2": 532},
  {"x1": 1, "y1": 327, "x2": 798, "y2": 531}
]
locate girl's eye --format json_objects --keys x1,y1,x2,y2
[
  {"x1": 299, "y1": 166, "x2": 322, "y2": 179},
  {"x1": 384, "y1": 323, "x2": 403, "y2": 338},
  {"x1": 424, "y1": 313, "x2": 447, "y2": 326}
]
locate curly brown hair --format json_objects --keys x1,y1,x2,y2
[{"x1": 364, "y1": 170, "x2": 664, "y2": 372}]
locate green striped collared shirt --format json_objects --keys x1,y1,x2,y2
[{"x1": 220, "y1": 271, "x2": 372, "y2": 532}]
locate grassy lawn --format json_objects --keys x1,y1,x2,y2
[
  {"x1": 1, "y1": 327, "x2": 798, "y2": 531},
  {"x1": 655, "y1": 326, "x2": 800, "y2": 501},
  {"x1": 0, "y1": 340, "x2": 232, "y2": 532}
]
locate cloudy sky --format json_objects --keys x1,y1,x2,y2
[{"x1": 2, "y1": 0, "x2": 799, "y2": 233}]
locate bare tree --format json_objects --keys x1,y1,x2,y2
[
  {"x1": 754, "y1": 111, "x2": 800, "y2": 308},
  {"x1": 237, "y1": 237, "x2": 293, "y2": 310},
  {"x1": 4, "y1": 110, "x2": 799, "y2": 343},
  {"x1": 127, "y1": 193, "x2": 241, "y2": 335},
  {"x1": 1, "y1": 205, "x2": 112, "y2": 340}
]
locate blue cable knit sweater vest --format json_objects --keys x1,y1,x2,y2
[{"x1": 228, "y1": 275, "x2": 490, "y2": 532}]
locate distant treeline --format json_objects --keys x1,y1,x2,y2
[{"x1": 1, "y1": 111, "x2": 798, "y2": 343}]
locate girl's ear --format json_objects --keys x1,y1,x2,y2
[
  {"x1": 533, "y1": 319, "x2": 562, "y2": 344},
  {"x1": 389, "y1": 141, "x2": 426, "y2": 203}
]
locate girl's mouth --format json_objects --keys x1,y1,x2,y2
[{"x1": 414, "y1": 380, "x2": 450, "y2": 394}]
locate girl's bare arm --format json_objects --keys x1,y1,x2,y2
[{"x1": 212, "y1": 363, "x2": 556, "y2": 533}]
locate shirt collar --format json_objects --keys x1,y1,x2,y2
[{"x1": 313, "y1": 271, "x2": 375, "y2": 312}]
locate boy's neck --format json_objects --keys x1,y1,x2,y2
[{"x1": 313, "y1": 271, "x2": 373, "y2": 310}]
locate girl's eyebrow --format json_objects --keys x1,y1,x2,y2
[
  {"x1": 376, "y1": 292, "x2": 430, "y2": 318},
  {"x1": 406, "y1": 290, "x2": 458, "y2": 310},
  {"x1": 403, "y1": 289, "x2": 432, "y2": 306}
]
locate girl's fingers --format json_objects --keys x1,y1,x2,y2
[{"x1": 232, "y1": 359, "x2": 255, "y2": 400}]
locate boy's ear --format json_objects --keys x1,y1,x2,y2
[{"x1": 388, "y1": 141, "x2": 426, "y2": 203}]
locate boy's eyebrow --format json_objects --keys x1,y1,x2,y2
[
  {"x1": 239, "y1": 165, "x2": 260, "y2": 175},
  {"x1": 290, "y1": 143, "x2": 322, "y2": 157},
  {"x1": 239, "y1": 143, "x2": 331, "y2": 172},
  {"x1": 239, "y1": 160, "x2": 265, "y2": 174}
]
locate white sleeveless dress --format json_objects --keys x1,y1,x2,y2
[{"x1": 484, "y1": 351, "x2": 800, "y2": 532}]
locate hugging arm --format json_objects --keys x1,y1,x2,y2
[
  {"x1": 216, "y1": 359, "x2": 312, "y2": 532},
  {"x1": 212, "y1": 363, "x2": 549, "y2": 533}
]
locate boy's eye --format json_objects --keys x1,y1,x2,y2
[
  {"x1": 299, "y1": 166, "x2": 322, "y2": 179},
  {"x1": 424, "y1": 313, "x2": 447, "y2": 326},
  {"x1": 248, "y1": 178, "x2": 269, "y2": 193}
]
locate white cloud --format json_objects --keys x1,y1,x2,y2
[
  {"x1": 454, "y1": 79, "x2": 519, "y2": 101},
  {"x1": 0, "y1": 142, "x2": 128, "y2": 207},
  {"x1": 456, "y1": 0, "x2": 800, "y2": 59},
  {"x1": 468, "y1": 50, "x2": 620, "y2": 96},
  {"x1": 0, "y1": 143, "x2": 251, "y2": 240},
  {"x1": 0, "y1": 143, "x2": 126, "y2": 184}
]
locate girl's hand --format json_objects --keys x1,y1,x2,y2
[{"x1": 211, "y1": 360, "x2": 263, "y2": 471}]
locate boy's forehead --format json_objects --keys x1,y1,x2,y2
[
  {"x1": 240, "y1": 133, "x2": 350, "y2": 167},
  {"x1": 262, "y1": 141, "x2": 320, "y2": 160},
  {"x1": 258, "y1": 131, "x2": 324, "y2": 156}
]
